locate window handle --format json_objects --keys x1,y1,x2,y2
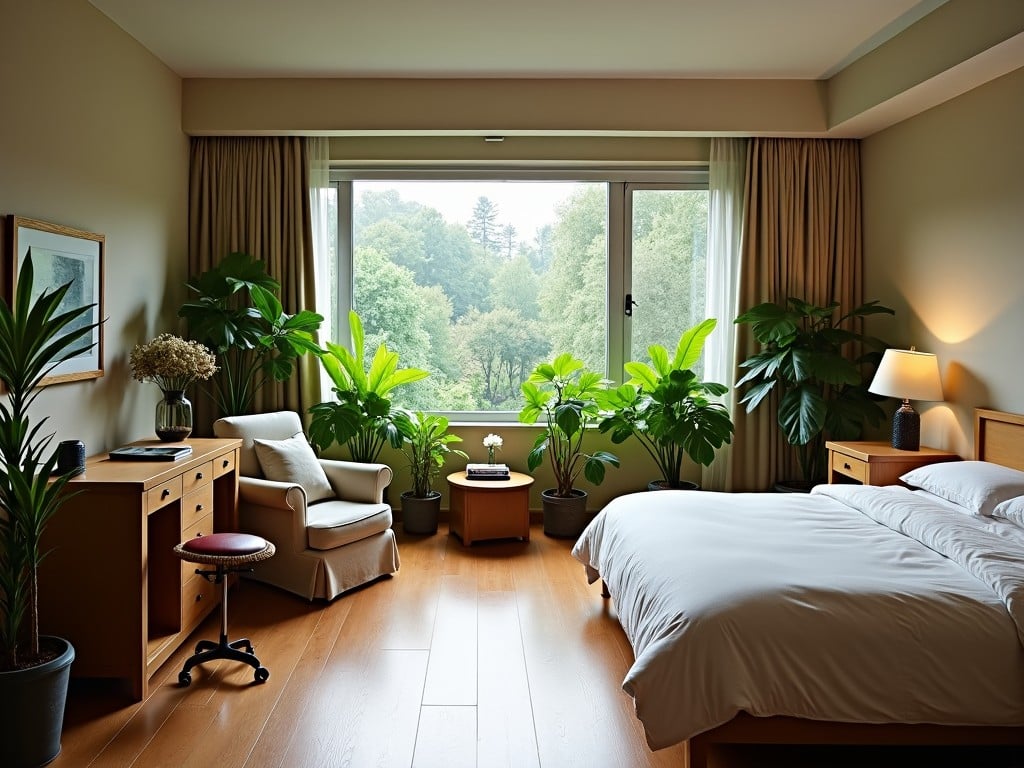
[{"x1": 624, "y1": 293, "x2": 638, "y2": 317}]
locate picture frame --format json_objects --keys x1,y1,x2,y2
[{"x1": 3, "y1": 215, "x2": 105, "y2": 385}]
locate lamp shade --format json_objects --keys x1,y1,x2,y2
[{"x1": 868, "y1": 349, "x2": 944, "y2": 402}]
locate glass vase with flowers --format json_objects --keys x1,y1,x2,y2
[{"x1": 130, "y1": 334, "x2": 218, "y2": 441}]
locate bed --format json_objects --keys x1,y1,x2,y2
[{"x1": 572, "y1": 408, "x2": 1024, "y2": 765}]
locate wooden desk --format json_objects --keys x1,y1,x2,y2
[
  {"x1": 38, "y1": 438, "x2": 241, "y2": 700},
  {"x1": 447, "y1": 471, "x2": 533, "y2": 545}
]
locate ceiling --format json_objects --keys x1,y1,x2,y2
[{"x1": 90, "y1": 0, "x2": 946, "y2": 80}]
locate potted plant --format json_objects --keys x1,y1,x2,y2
[
  {"x1": 0, "y1": 254, "x2": 100, "y2": 766},
  {"x1": 518, "y1": 353, "x2": 619, "y2": 538},
  {"x1": 734, "y1": 297, "x2": 894, "y2": 488},
  {"x1": 308, "y1": 310, "x2": 430, "y2": 463},
  {"x1": 599, "y1": 318, "x2": 734, "y2": 490},
  {"x1": 395, "y1": 411, "x2": 468, "y2": 535},
  {"x1": 178, "y1": 251, "x2": 324, "y2": 417}
]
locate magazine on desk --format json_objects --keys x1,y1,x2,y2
[{"x1": 109, "y1": 445, "x2": 193, "y2": 461}]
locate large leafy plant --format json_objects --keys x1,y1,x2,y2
[
  {"x1": 518, "y1": 353, "x2": 619, "y2": 497},
  {"x1": 308, "y1": 310, "x2": 429, "y2": 463},
  {"x1": 600, "y1": 318, "x2": 733, "y2": 488},
  {"x1": 734, "y1": 297, "x2": 894, "y2": 484},
  {"x1": 178, "y1": 252, "x2": 323, "y2": 416},
  {"x1": 395, "y1": 411, "x2": 468, "y2": 498},
  {"x1": 0, "y1": 255, "x2": 98, "y2": 670}
]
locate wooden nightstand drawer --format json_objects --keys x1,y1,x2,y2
[
  {"x1": 180, "y1": 512, "x2": 214, "y2": 582},
  {"x1": 147, "y1": 477, "x2": 182, "y2": 512},
  {"x1": 182, "y1": 570, "x2": 218, "y2": 631},
  {"x1": 181, "y1": 485, "x2": 214, "y2": 532},
  {"x1": 830, "y1": 452, "x2": 867, "y2": 483}
]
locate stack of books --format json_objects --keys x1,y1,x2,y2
[{"x1": 465, "y1": 463, "x2": 510, "y2": 481}]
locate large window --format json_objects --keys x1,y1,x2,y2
[{"x1": 326, "y1": 170, "x2": 708, "y2": 420}]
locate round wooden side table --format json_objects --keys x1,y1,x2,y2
[{"x1": 446, "y1": 470, "x2": 534, "y2": 545}]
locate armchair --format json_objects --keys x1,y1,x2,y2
[{"x1": 213, "y1": 411, "x2": 400, "y2": 600}]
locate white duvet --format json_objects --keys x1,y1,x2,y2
[{"x1": 571, "y1": 485, "x2": 1024, "y2": 750}]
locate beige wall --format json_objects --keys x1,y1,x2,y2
[
  {"x1": 0, "y1": 0, "x2": 188, "y2": 453},
  {"x1": 862, "y1": 66, "x2": 1024, "y2": 459}
]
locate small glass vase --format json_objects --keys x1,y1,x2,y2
[
  {"x1": 487, "y1": 446, "x2": 496, "y2": 465},
  {"x1": 156, "y1": 389, "x2": 193, "y2": 442}
]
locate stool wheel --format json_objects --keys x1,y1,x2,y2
[
  {"x1": 179, "y1": 670, "x2": 192, "y2": 687},
  {"x1": 254, "y1": 667, "x2": 270, "y2": 684}
]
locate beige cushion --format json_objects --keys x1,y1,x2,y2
[
  {"x1": 253, "y1": 432, "x2": 335, "y2": 503},
  {"x1": 306, "y1": 500, "x2": 393, "y2": 550}
]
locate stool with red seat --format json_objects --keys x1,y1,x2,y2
[{"x1": 172, "y1": 532, "x2": 276, "y2": 687}]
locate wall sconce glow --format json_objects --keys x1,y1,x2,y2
[{"x1": 869, "y1": 348, "x2": 943, "y2": 451}]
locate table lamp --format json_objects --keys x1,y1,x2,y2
[{"x1": 868, "y1": 347, "x2": 943, "y2": 451}]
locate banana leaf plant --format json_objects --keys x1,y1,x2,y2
[
  {"x1": 734, "y1": 297, "x2": 894, "y2": 484},
  {"x1": 308, "y1": 310, "x2": 429, "y2": 463},
  {"x1": 0, "y1": 254, "x2": 99, "y2": 670},
  {"x1": 178, "y1": 252, "x2": 323, "y2": 416},
  {"x1": 599, "y1": 318, "x2": 733, "y2": 488},
  {"x1": 518, "y1": 353, "x2": 619, "y2": 497}
]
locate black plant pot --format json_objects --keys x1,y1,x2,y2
[
  {"x1": 401, "y1": 490, "x2": 441, "y2": 535},
  {"x1": 0, "y1": 636, "x2": 75, "y2": 767},
  {"x1": 773, "y1": 480, "x2": 815, "y2": 493},
  {"x1": 541, "y1": 489, "x2": 589, "y2": 538}
]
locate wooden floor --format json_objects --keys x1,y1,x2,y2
[{"x1": 56, "y1": 524, "x2": 1024, "y2": 768}]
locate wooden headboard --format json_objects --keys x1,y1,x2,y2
[{"x1": 974, "y1": 408, "x2": 1024, "y2": 471}]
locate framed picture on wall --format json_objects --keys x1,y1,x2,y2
[{"x1": 3, "y1": 215, "x2": 105, "y2": 385}]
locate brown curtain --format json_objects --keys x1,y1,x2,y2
[
  {"x1": 188, "y1": 137, "x2": 320, "y2": 433},
  {"x1": 729, "y1": 138, "x2": 863, "y2": 491}
]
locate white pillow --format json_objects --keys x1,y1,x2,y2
[
  {"x1": 993, "y1": 496, "x2": 1024, "y2": 526},
  {"x1": 253, "y1": 432, "x2": 335, "y2": 503},
  {"x1": 900, "y1": 460, "x2": 1024, "y2": 517}
]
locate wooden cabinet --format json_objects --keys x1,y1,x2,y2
[
  {"x1": 826, "y1": 441, "x2": 959, "y2": 487},
  {"x1": 38, "y1": 438, "x2": 241, "y2": 700},
  {"x1": 447, "y1": 471, "x2": 534, "y2": 545}
]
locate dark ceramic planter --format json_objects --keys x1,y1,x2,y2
[
  {"x1": 401, "y1": 490, "x2": 441, "y2": 535},
  {"x1": 541, "y1": 488, "x2": 589, "y2": 538},
  {"x1": 0, "y1": 636, "x2": 75, "y2": 767},
  {"x1": 646, "y1": 480, "x2": 701, "y2": 491}
]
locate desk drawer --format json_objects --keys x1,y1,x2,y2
[
  {"x1": 181, "y1": 485, "x2": 214, "y2": 532},
  {"x1": 213, "y1": 450, "x2": 236, "y2": 479},
  {"x1": 182, "y1": 571, "x2": 218, "y2": 631},
  {"x1": 182, "y1": 461, "x2": 213, "y2": 495},
  {"x1": 831, "y1": 452, "x2": 867, "y2": 483},
  {"x1": 147, "y1": 477, "x2": 182, "y2": 512},
  {"x1": 180, "y1": 512, "x2": 214, "y2": 582}
]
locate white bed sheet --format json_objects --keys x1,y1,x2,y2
[{"x1": 571, "y1": 484, "x2": 1024, "y2": 750}]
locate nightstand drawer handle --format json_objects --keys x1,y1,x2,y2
[{"x1": 843, "y1": 462, "x2": 852, "y2": 470}]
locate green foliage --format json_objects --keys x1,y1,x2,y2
[
  {"x1": 467, "y1": 196, "x2": 500, "y2": 255},
  {"x1": 518, "y1": 353, "x2": 619, "y2": 497},
  {"x1": 0, "y1": 254, "x2": 99, "y2": 669},
  {"x1": 178, "y1": 252, "x2": 323, "y2": 416},
  {"x1": 308, "y1": 310, "x2": 430, "y2": 463},
  {"x1": 600, "y1": 319, "x2": 733, "y2": 487},
  {"x1": 734, "y1": 297, "x2": 894, "y2": 484},
  {"x1": 395, "y1": 411, "x2": 468, "y2": 498}
]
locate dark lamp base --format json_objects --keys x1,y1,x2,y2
[{"x1": 891, "y1": 402, "x2": 920, "y2": 451}]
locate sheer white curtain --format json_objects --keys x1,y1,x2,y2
[
  {"x1": 307, "y1": 136, "x2": 333, "y2": 400},
  {"x1": 702, "y1": 137, "x2": 748, "y2": 491}
]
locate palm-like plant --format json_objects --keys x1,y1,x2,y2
[
  {"x1": 734, "y1": 297, "x2": 894, "y2": 484},
  {"x1": 518, "y1": 353, "x2": 619, "y2": 497},
  {"x1": 600, "y1": 319, "x2": 733, "y2": 488},
  {"x1": 395, "y1": 411, "x2": 468, "y2": 498},
  {"x1": 308, "y1": 310, "x2": 430, "y2": 462},
  {"x1": 178, "y1": 252, "x2": 323, "y2": 416},
  {"x1": 0, "y1": 255, "x2": 98, "y2": 670}
]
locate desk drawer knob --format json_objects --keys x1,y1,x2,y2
[
  {"x1": 195, "y1": 472, "x2": 204, "y2": 480},
  {"x1": 161, "y1": 488, "x2": 171, "y2": 498},
  {"x1": 222, "y1": 459, "x2": 230, "y2": 468},
  {"x1": 843, "y1": 462, "x2": 852, "y2": 470},
  {"x1": 195, "y1": 504, "x2": 204, "y2": 512},
  {"x1": 195, "y1": 594, "x2": 203, "y2": 603}
]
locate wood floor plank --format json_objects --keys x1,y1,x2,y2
[
  {"x1": 421, "y1": 573, "x2": 477, "y2": 706},
  {"x1": 411, "y1": 705, "x2": 477, "y2": 768},
  {"x1": 477, "y1": 590, "x2": 541, "y2": 768}
]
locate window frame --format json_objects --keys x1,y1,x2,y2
[{"x1": 329, "y1": 166, "x2": 709, "y2": 423}]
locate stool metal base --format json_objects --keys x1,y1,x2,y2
[{"x1": 177, "y1": 564, "x2": 270, "y2": 687}]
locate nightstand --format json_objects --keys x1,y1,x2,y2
[{"x1": 826, "y1": 441, "x2": 960, "y2": 486}]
